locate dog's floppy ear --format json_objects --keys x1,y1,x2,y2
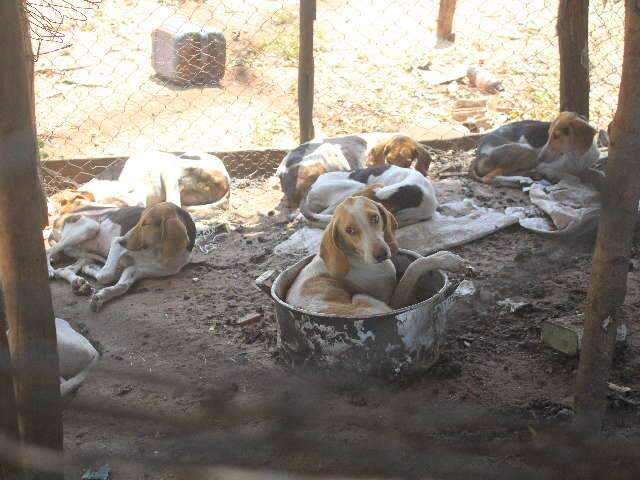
[
  {"x1": 352, "y1": 182, "x2": 383, "y2": 201},
  {"x1": 319, "y1": 218, "x2": 349, "y2": 279},
  {"x1": 377, "y1": 203, "x2": 399, "y2": 256},
  {"x1": 175, "y1": 206, "x2": 197, "y2": 251},
  {"x1": 414, "y1": 144, "x2": 432, "y2": 177},
  {"x1": 161, "y1": 212, "x2": 188, "y2": 261},
  {"x1": 125, "y1": 226, "x2": 146, "y2": 251},
  {"x1": 367, "y1": 141, "x2": 388, "y2": 166},
  {"x1": 124, "y1": 209, "x2": 150, "y2": 251},
  {"x1": 570, "y1": 117, "x2": 597, "y2": 154}
]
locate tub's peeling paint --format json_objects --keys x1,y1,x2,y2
[{"x1": 271, "y1": 252, "x2": 475, "y2": 376}]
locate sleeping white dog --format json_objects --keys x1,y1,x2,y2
[
  {"x1": 4, "y1": 317, "x2": 99, "y2": 397},
  {"x1": 56, "y1": 318, "x2": 100, "y2": 397},
  {"x1": 66, "y1": 151, "x2": 231, "y2": 210}
]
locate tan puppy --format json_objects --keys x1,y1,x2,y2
[
  {"x1": 367, "y1": 135, "x2": 432, "y2": 177},
  {"x1": 286, "y1": 196, "x2": 470, "y2": 315},
  {"x1": 471, "y1": 112, "x2": 598, "y2": 184}
]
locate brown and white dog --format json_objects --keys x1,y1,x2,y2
[
  {"x1": 286, "y1": 196, "x2": 470, "y2": 315},
  {"x1": 367, "y1": 134, "x2": 432, "y2": 177},
  {"x1": 276, "y1": 133, "x2": 428, "y2": 207},
  {"x1": 300, "y1": 165, "x2": 438, "y2": 228},
  {"x1": 470, "y1": 112, "x2": 599, "y2": 184},
  {"x1": 48, "y1": 190, "x2": 97, "y2": 217},
  {"x1": 50, "y1": 151, "x2": 231, "y2": 215},
  {"x1": 47, "y1": 202, "x2": 196, "y2": 311}
]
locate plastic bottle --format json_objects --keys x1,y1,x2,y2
[{"x1": 467, "y1": 65, "x2": 504, "y2": 94}]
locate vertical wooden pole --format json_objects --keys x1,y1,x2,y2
[
  {"x1": 0, "y1": 2, "x2": 63, "y2": 477},
  {"x1": 298, "y1": 0, "x2": 316, "y2": 144},
  {"x1": 436, "y1": 0, "x2": 457, "y2": 42},
  {"x1": 574, "y1": 0, "x2": 640, "y2": 434},
  {"x1": 0, "y1": 290, "x2": 21, "y2": 479},
  {"x1": 557, "y1": 0, "x2": 590, "y2": 118}
]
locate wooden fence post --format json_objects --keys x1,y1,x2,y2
[
  {"x1": 557, "y1": 0, "x2": 590, "y2": 118},
  {"x1": 298, "y1": 0, "x2": 316, "y2": 144},
  {"x1": 574, "y1": 0, "x2": 640, "y2": 434},
  {"x1": 436, "y1": 0, "x2": 457, "y2": 42},
  {"x1": 0, "y1": 290, "x2": 21, "y2": 479},
  {"x1": 0, "y1": 2, "x2": 63, "y2": 476}
]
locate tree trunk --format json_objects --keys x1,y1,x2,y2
[
  {"x1": 574, "y1": 0, "x2": 640, "y2": 434},
  {"x1": 0, "y1": 2, "x2": 63, "y2": 477},
  {"x1": 557, "y1": 0, "x2": 590, "y2": 118},
  {"x1": 436, "y1": 0, "x2": 457, "y2": 42},
  {"x1": 298, "y1": 0, "x2": 315, "y2": 143}
]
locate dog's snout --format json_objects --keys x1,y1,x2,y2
[{"x1": 373, "y1": 245, "x2": 390, "y2": 263}]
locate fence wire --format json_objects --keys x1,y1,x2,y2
[
  {"x1": 314, "y1": 0, "x2": 623, "y2": 140},
  {"x1": 31, "y1": 0, "x2": 623, "y2": 194}
]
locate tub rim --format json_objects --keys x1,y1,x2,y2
[{"x1": 271, "y1": 249, "x2": 452, "y2": 321}]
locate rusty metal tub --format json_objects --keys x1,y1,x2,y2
[{"x1": 260, "y1": 250, "x2": 474, "y2": 376}]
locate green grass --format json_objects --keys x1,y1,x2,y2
[
  {"x1": 38, "y1": 138, "x2": 49, "y2": 160},
  {"x1": 254, "y1": 9, "x2": 300, "y2": 63}
]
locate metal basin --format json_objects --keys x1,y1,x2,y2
[{"x1": 265, "y1": 249, "x2": 473, "y2": 376}]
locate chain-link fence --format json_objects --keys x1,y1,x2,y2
[
  {"x1": 313, "y1": 0, "x2": 622, "y2": 140},
  {"x1": 33, "y1": 0, "x2": 623, "y2": 190}
]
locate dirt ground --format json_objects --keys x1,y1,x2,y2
[
  {"x1": 35, "y1": 0, "x2": 622, "y2": 164},
  {"x1": 53, "y1": 147, "x2": 640, "y2": 479}
]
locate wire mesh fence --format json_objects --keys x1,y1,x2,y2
[
  {"x1": 7, "y1": 3, "x2": 638, "y2": 478},
  {"x1": 32, "y1": 0, "x2": 623, "y2": 194},
  {"x1": 313, "y1": 0, "x2": 623, "y2": 139}
]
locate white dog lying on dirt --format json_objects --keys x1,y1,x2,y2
[
  {"x1": 56, "y1": 318, "x2": 100, "y2": 396},
  {"x1": 49, "y1": 151, "x2": 230, "y2": 215}
]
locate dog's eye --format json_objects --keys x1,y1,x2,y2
[
  {"x1": 345, "y1": 226, "x2": 356, "y2": 235},
  {"x1": 370, "y1": 214, "x2": 380, "y2": 224}
]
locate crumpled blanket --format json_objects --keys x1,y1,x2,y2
[
  {"x1": 275, "y1": 172, "x2": 607, "y2": 258},
  {"x1": 274, "y1": 199, "x2": 520, "y2": 256},
  {"x1": 488, "y1": 174, "x2": 602, "y2": 236},
  {"x1": 516, "y1": 176, "x2": 601, "y2": 236}
]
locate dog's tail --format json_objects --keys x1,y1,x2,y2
[
  {"x1": 299, "y1": 197, "x2": 333, "y2": 227},
  {"x1": 60, "y1": 353, "x2": 99, "y2": 398}
]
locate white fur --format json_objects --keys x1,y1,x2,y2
[
  {"x1": 302, "y1": 165, "x2": 438, "y2": 227},
  {"x1": 286, "y1": 197, "x2": 470, "y2": 315},
  {"x1": 6, "y1": 318, "x2": 99, "y2": 397},
  {"x1": 56, "y1": 318, "x2": 99, "y2": 396},
  {"x1": 80, "y1": 151, "x2": 230, "y2": 209},
  {"x1": 47, "y1": 208, "x2": 192, "y2": 311},
  {"x1": 537, "y1": 142, "x2": 600, "y2": 181}
]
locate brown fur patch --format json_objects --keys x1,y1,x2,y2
[
  {"x1": 367, "y1": 135, "x2": 432, "y2": 177},
  {"x1": 180, "y1": 169, "x2": 229, "y2": 205},
  {"x1": 319, "y1": 215, "x2": 349, "y2": 279},
  {"x1": 51, "y1": 190, "x2": 96, "y2": 215},
  {"x1": 470, "y1": 145, "x2": 539, "y2": 184},
  {"x1": 125, "y1": 202, "x2": 190, "y2": 263},
  {"x1": 547, "y1": 112, "x2": 596, "y2": 156},
  {"x1": 300, "y1": 275, "x2": 379, "y2": 316},
  {"x1": 294, "y1": 163, "x2": 328, "y2": 206}
]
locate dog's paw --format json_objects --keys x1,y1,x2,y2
[
  {"x1": 71, "y1": 278, "x2": 94, "y2": 296},
  {"x1": 48, "y1": 265, "x2": 56, "y2": 279},
  {"x1": 83, "y1": 264, "x2": 109, "y2": 284},
  {"x1": 89, "y1": 293, "x2": 104, "y2": 312}
]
